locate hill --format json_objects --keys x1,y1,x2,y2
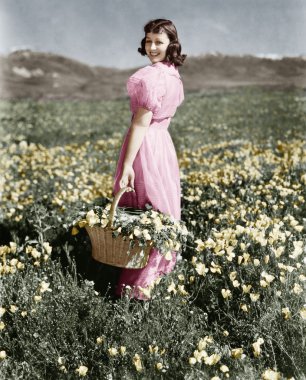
[{"x1": 0, "y1": 49, "x2": 305, "y2": 100}]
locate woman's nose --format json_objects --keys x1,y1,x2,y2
[{"x1": 149, "y1": 42, "x2": 157, "y2": 49}]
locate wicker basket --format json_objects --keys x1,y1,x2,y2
[{"x1": 85, "y1": 186, "x2": 153, "y2": 269}]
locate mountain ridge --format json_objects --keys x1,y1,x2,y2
[{"x1": 0, "y1": 49, "x2": 305, "y2": 100}]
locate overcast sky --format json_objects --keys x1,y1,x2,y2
[{"x1": 0, "y1": 0, "x2": 305, "y2": 69}]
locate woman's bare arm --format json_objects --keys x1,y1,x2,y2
[{"x1": 119, "y1": 107, "x2": 152, "y2": 188}]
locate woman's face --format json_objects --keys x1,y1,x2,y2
[{"x1": 145, "y1": 31, "x2": 170, "y2": 63}]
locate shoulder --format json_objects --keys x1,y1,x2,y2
[{"x1": 127, "y1": 64, "x2": 165, "y2": 87}]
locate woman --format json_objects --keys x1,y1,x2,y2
[{"x1": 112, "y1": 18, "x2": 187, "y2": 300}]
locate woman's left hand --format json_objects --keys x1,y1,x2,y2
[{"x1": 119, "y1": 163, "x2": 135, "y2": 189}]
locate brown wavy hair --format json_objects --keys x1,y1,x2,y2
[{"x1": 137, "y1": 19, "x2": 187, "y2": 67}]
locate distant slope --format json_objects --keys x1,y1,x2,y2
[{"x1": 0, "y1": 50, "x2": 305, "y2": 100}]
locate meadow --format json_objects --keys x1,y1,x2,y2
[{"x1": 0, "y1": 86, "x2": 305, "y2": 379}]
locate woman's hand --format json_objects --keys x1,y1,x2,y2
[{"x1": 119, "y1": 163, "x2": 135, "y2": 189}]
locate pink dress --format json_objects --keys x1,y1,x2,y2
[{"x1": 112, "y1": 60, "x2": 185, "y2": 300}]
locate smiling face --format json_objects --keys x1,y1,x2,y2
[{"x1": 145, "y1": 31, "x2": 170, "y2": 64}]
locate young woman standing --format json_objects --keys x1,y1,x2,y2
[{"x1": 112, "y1": 18, "x2": 187, "y2": 300}]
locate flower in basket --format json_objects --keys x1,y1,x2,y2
[{"x1": 68, "y1": 199, "x2": 192, "y2": 261}]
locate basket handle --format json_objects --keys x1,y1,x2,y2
[{"x1": 108, "y1": 186, "x2": 135, "y2": 228}]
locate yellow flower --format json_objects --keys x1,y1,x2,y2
[
  {"x1": 242, "y1": 284, "x2": 252, "y2": 293},
  {"x1": 210, "y1": 261, "x2": 222, "y2": 274},
  {"x1": 34, "y1": 295, "x2": 42, "y2": 302},
  {"x1": 156, "y1": 362, "x2": 163, "y2": 370},
  {"x1": 195, "y1": 262, "x2": 209, "y2": 276},
  {"x1": 71, "y1": 226, "x2": 79, "y2": 235},
  {"x1": 232, "y1": 280, "x2": 240, "y2": 287},
  {"x1": 195, "y1": 238, "x2": 205, "y2": 252},
  {"x1": 0, "y1": 351, "x2": 6, "y2": 360},
  {"x1": 39, "y1": 281, "x2": 52, "y2": 293},
  {"x1": 240, "y1": 304, "x2": 249, "y2": 312},
  {"x1": 292, "y1": 283, "x2": 303, "y2": 294},
  {"x1": 299, "y1": 306, "x2": 306, "y2": 319},
  {"x1": 204, "y1": 353, "x2": 221, "y2": 365},
  {"x1": 229, "y1": 271, "x2": 237, "y2": 281},
  {"x1": 42, "y1": 242, "x2": 52, "y2": 254},
  {"x1": 138, "y1": 284, "x2": 153, "y2": 298},
  {"x1": 0, "y1": 307, "x2": 6, "y2": 316},
  {"x1": 120, "y1": 346, "x2": 126, "y2": 355},
  {"x1": 281, "y1": 307, "x2": 291, "y2": 320},
  {"x1": 188, "y1": 357, "x2": 197, "y2": 365},
  {"x1": 9, "y1": 305, "x2": 18, "y2": 313},
  {"x1": 96, "y1": 336, "x2": 104, "y2": 344},
  {"x1": 0, "y1": 321, "x2": 5, "y2": 330},
  {"x1": 250, "y1": 293, "x2": 260, "y2": 302},
  {"x1": 220, "y1": 364, "x2": 229, "y2": 372},
  {"x1": 164, "y1": 251, "x2": 173, "y2": 261},
  {"x1": 231, "y1": 348, "x2": 243, "y2": 359},
  {"x1": 86, "y1": 209, "x2": 99, "y2": 226},
  {"x1": 178, "y1": 284, "x2": 189, "y2": 296},
  {"x1": 108, "y1": 347, "x2": 118, "y2": 356},
  {"x1": 75, "y1": 365, "x2": 88, "y2": 376},
  {"x1": 133, "y1": 353, "x2": 143, "y2": 372},
  {"x1": 221, "y1": 289, "x2": 232, "y2": 299},
  {"x1": 252, "y1": 337, "x2": 264, "y2": 357},
  {"x1": 261, "y1": 368, "x2": 281, "y2": 380}
]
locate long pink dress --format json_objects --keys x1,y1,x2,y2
[{"x1": 112, "y1": 60, "x2": 185, "y2": 300}]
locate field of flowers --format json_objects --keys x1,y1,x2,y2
[{"x1": 0, "y1": 86, "x2": 306, "y2": 379}]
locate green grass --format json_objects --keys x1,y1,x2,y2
[{"x1": 0, "y1": 87, "x2": 305, "y2": 379}]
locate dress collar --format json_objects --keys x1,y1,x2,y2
[{"x1": 151, "y1": 60, "x2": 181, "y2": 79}]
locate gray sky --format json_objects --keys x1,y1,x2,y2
[{"x1": 0, "y1": 0, "x2": 305, "y2": 69}]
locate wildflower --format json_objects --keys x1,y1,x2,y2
[
  {"x1": 232, "y1": 280, "x2": 240, "y2": 287},
  {"x1": 120, "y1": 346, "x2": 126, "y2": 355},
  {"x1": 21, "y1": 311, "x2": 27, "y2": 317},
  {"x1": 250, "y1": 293, "x2": 260, "y2": 302},
  {"x1": 253, "y1": 259, "x2": 260, "y2": 266},
  {"x1": 223, "y1": 330, "x2": 229, "y2": 337},
  {"x1": 156, "y1": 362, "x2": 163, "y2": 370},
  {"x1": 292, "y1": 283, "x2": 303, "y2": 294},
  {"x1": 231, "y1": 348, "x2": 244, "y2": 359},
  {"x1": 210, "y1": 261, "x2": 222, "y2": 274},
  {"x1": 220, "y1": 364, "x2": 229, "y2": 372},
  {"x1": 75, "y1": 365, "x2": 88, "y2": 376},
  {"x1": 290, "y1": 241, "x2": 303, "y2": 259},
  {"x1": 188, "y1": 357, "x2": 197, "y2": 365},
  {"x1": 195, "y1": 238, "x2": 205, "y2": 252},
  {"x1": 0, "y1": 307, "x2": 6, "y2": 316},
  {"x1": 86, "y1": 209, "x2": 99, "y2": 226},
  {"x1": 229, "y1": 271, "x2": 237, "y2": 281},
  {"x1": 261, "y1": 368, "x2": 281, "y2": 380},
  {"x1": 108, "y1": 347, "x2": 118, "y2": 356},
  {"x1": 9, "y1": 305, "x2": 18, "y2": 313},
  {"x1": 0, "y1": 321, "x2": 5, "y2": 330},
  {"x1": 164, "y1": 251, "x2": 173, "y2": 261},
  {"x1": 39, "y1": 281, "x2": 52, "y2": 293},
  {"x1": 299, "y1": 306, "x2": 306, "y2": 319},
  {"x1": 195, "y1": 262, "x2": 209, "y2": 276},
  {"x1": 177, "y1": 274, "x2": 185, "y2": 281},
  {"x1": 281, "y1": 307, "x2": 291, "y2": 320},
  {"x1": 34, "y1": 295, "x2": 42, "y2": 302},
  {"x1": 0, "y1": 351, "x2": 6, "y2": 360},
  {"x1": 96, "y1": 336, "x2": 104, "y2": 344},
  {"x1": 240, "y1": 304, "x2": 249, "y2": 312},
  {"x1": 198, "y1": 336, "x2": 213, "y2": 350},
  {"x1": 204, "y1": 353, "x2": 221, "y2": 365},
  {"x1": 252, "y1": 337, "x2": 264, "y2": 357},
  {"x1": 177, "y1": 284, "x2": 189, "y2": 296},
  {"x1": 221, "y1": 289, "x2": 232, "y2": 299},
  {"x1": 133, "y1": 353, "x2": 143, "y2": 372},
  {"x1": 71, "y1": 227, "x2": 79, "y2": 235},
  {"x1": 242, "y1": 284, "x2": 252, "y2": 293}
]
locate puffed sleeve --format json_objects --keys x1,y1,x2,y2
[{"x1": 126, "y1": 67, "x2": 166, "y2": 115}]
